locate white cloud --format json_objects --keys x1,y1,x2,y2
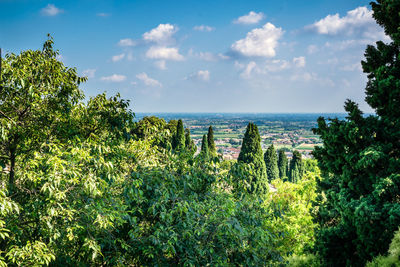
[
  {"x1": 101, "y1": 74, "x2": 126, "y2": 82},
  {"x1": 143, "y1": 24, "x2": 177, "y2": 44},
  {"x1": 82, "y1": 69, "x2": 96, "y2": 78},
  {"x1": 155, "y1": 60, "x2": 166, "y2": 70},
  {"x1": 265, "y1": 60, "x2": 291, "y2": 72},
  {"x1": 118, "y1": 38, "x2": 136, "y2": 47},
  {"x1": 240, "y1": 61, "x2": 258, "y2": 79},
  {"x1": 41, "y1": 4, "x2": 63, "y2": 16},
  {"x1": 187, "y1": 70, "x2": 210, "y2": 82},
  {"x1": 307, "y1": 45, "x2": 318, "y2": 54},
  {"x1": 234, "y1": 11, "x2": 265, "y2": 25},
  {"x1": 97, "y1": 13, "x2": 110, "y2": 17},
  {"x1": 193, "y1": 25, "x2": 215, "y2": 32},
  {"x1": 231, "y1": 22, "x2": 283, "y2": 57},
  {"x1": 112, "y1": 53, "x2": 125, "y2": 62},
  {"x1": 293, "y1": 56, "x2": 306, "y2": 67},
  {"x1": 146, "y1": 46, "x2": 184, "y2": 61},
  {"x1": 136, "y1": 72, "x2": 162, "y2": 87},
  {"x1": 306, "y1": 6, "x2": 388, "y2": 40}
]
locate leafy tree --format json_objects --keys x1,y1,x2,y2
[
  {"x1": 264, "y1": 144, "x2": 279, "y2": 181},
  {"x1": 278, "y1": 149, "x2": 288, "y2": 179},
  {"x1": 236, "y1": 123, "x2": 268, "y2": 194},
  {"x1": 200, "y1": 134, "x2": 209, "y2": 159},
  {"x1": 312, "y1": 1, "x2": 400, "y2": 265},
  {"x1": 172, "y1": 119, "x2": 185, "y2": 151},
  {"x1": 185, "y1": 128, "x2": 196, "y2": 154},
  {"x1": 207, "y1": 126, "x2": 216, "y2": 156},
  {"x1": 367, "y1": 227, "x2": 400, "y2": 267},
  {"x1": 289, "y1": 150, "x2": 303, "y2": 183}
]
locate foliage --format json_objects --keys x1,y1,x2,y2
[
  {"x1": 200, "y1": 134, "x2": 209, "y2": 160},
  {"x1": 184, "y1": 128, "x2": 196, "y2": 155},
  {"x1": 286, "y1": 253, "x2": 321, "y2": 267},
  {"x1": 278, "y1": 149, "x2": 288, "y2": 180},
  {"x1": 264, "y1": 144, "x2": 279, "y2": 181},
  {"x1": 235, "y1": 123, "x2": 268, "y2": 195},
  {"x1": 312, "y1": 1, "x2": 400, "y2": 265},
  {"x1": 367, "y1": 227, "x2": 400, "y2": 267},
  {"x1": 172, "y1": 119, "x2": 185, "y2": 151},
  {"x1": 289, "y1": 150, "x2": 303, "y2": 183},
  {"x1": 207, "y1": 126, "x2": 217, "y2": 157}
]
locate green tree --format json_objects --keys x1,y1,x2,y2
[
  {"x1": 200, "y1": 134, "x2": 209, "y2": 159},
  {"x1": 172, "y1": 119, "x2": 185, "y2": 151},
  {"x1": 236, "y1": 123, "x2": 268, "y2": 194},
  {"x1": 278, "y1": 149, "x2": 288, "y2": 179},
  {"x1": 264, "y1": 144, "x2": 279, "y2": 181},
  {"x1": 207, "y1": 125, "x2": 216, "y2": 156},
  {"x1": 312, "y1": 1, "x2": 400, "y2": 265},
  {"x1": 289, "y1": 150, "x2": 303, "y2": 183},
  {"x1": 185, "y1": 128, "x2": 196, "y2": 154}
]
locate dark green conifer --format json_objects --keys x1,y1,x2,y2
[
  {"x1": 264, "y1": 144, "x2": 279, "y2": 181},
  {"x1": 207, "y1": 126, "x2": 217, "y2": 156},
  {"x1": 278, "y1": 149, "x2": 288, "y2": 179},
  {"x1": 288, "y1": 150, "x2": 302, "y2": 183},
  {"x1": 185, "y1": 128, "x2": 196, "y2": 154},
  {"x1": 173, "y1": 119, "x2": 185, "y2": 151},
  {"x1": 237, "y1": 123, "x2": 268, "y2": 194},
  {"x1": 200, "y1": 134, "x2": 209, "y2": 159}
]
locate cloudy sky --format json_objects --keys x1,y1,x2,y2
[{"x1": 0, "y1": 0, "x2": 390, "y2": 113}]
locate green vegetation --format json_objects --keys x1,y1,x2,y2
[
  {"x1": 278, "y1": 149, "x2": 288, "y2": 180},
  {"x1": 264, "y1": 144, "x2": 279, "y2": 181},
  {"x1": 289, "y1": 150, "x2": 303, "y2": 183},
  {"x1": 200, "y1": 134, "x2": 209, "y2": 159},
  {"x1": 207, "y1": 125, "x2": 217, "y2": 157}
]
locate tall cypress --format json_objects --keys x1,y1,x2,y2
[
  {"x1": 277, "y1": 149, "x2": 288, "y2": 179},
  {"x1": 237, "y1": 122, "x2": 268, "y2": 194},
  {"x1": 288, "y1": 150, "x2": 302, "y2": 183},
  {"x1": 200, "y1": 134, "x2": 209, "y2": 159},
  {"x1": 264, "y1": 144, "x2": 279, "y2": 181},
  {"x1": 174, "y1": 119, "x2": 185, "y2": 151},
  {"x1": 207, "y1": 126, "x2": 216, "y2": 156},
  {"x1": 185, "y1": 128, "x2": 196, "y2": 154}
]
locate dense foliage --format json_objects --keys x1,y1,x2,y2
[
  {"x1": 207, "y1": 126, "x2": 217, "y2": 157},
  {"x1": 264, "y1": 144, "x2": 279, "y2": 181},
  {"x1": 278, "y1": 149, "x2": 288, "y2": 180},
  {"x1": 288, "y1": 150, "x2": 303, "y2": 183},
  {"x1": 312, "y1": 0, "x2": 400, "y2": 265}
]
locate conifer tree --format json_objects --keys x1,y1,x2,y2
[
  {"x1": 264, "y1": 144, "x2": 279, "y2": 181},
  {"x1": 288, "y1": 150, "x2": 302, "y2": 183},
  {"x1": 207, "y1": 126, "x2": 217, "y2": 156},
  {"x1": 278, "y1": 149, "x2": 288, "y2": 179},
  {"x1": 185, "y1": 128, "x2": 196, "y2": 154},
  {"x1": 200, "y1": 134, "x2": 209, "y2": 159},
  {"x1": 173, "y1": 119, "x2": 185, "y2": 151},
  {"x1": 237, "y1": 123, "x2": 268, "y2": 194},
  {"x1": 312, "y1": 1, "x2": 400, "y2": 265}
]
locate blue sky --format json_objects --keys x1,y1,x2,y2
[{"x1": 0, "y1": 0, "x2": 389, "y2": 113}]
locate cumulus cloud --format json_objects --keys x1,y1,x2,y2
[
  {"x1": 112, "y1": 53, "x2": 125, "y2": 62},
  {"x1": 193, "y1": 25, "x2": 215, "y2": 32},
  {"x1": 101, "y1": 74, "x2": 126, "y2": 82},
  {"x1": 41, "y1": 4, "x2": 63, "y2": 16},
  {"x1": 240, "y1": 61, "x2": 259, "y2": 79},
  {"x1": 146, "y1": 46, "x2": 184, "y2": 61},
  {"x1": 231, "y1": 23, "x2": 283, "y2": 57},
  {"x1": 306, "y1": 6, "x2": 387, "y2": 40},
  {"x1": 82, "y1": 69, "x2": 96, "y2": 78},
  {"x1": 136, "y1": 72, "x2": 162, "y2": 87},
  {"x1": 188, "y1": 70, "x2": 210, "y2": 81},
  {"x1": 234, "y1": 11, "x2": 265, "y2": 25},
  {"x1": 293, "y1": 56, "x2": 306, "y2": 67},
  {"x1": 143, "y1": 24, "x2": 177, "y2": 44},
  {"x1": 118, "y1": 38, "x2": 136, "y2": 47}
]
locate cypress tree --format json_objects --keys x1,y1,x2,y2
[
  {"x1": 313, "y1": 1, "x2": 400, "y2": 265},
  {"x1": 278, "y1": 149, "x2": 288, "y2": 179},
  {"x1": 173, "y1": 119, "x2": 185, "y2": 151},
  {"x1": 185, "y1": 128, "x2": 196, "y2": 154},
  {"x1": 207, "y1": 126, "x2": 216, "y2": 156},
  {"x1": 237, "y1": 122, "x2": 268, "y2": 194},
  {"x1": 264, "y1": 144, "x2": 279, "y2": 181},
  {"x1": 200, "y1": 134, "x2": 209, "y2": 159},
  {"x1": 288, "y1": 150, "x2": 302, "y2": 183}
]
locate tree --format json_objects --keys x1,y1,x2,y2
[
  {"x1": 312, "y1": 1, "x2": 400, "y2": 265},
  {"x1": 185, "y1": 128, "x2": 196, "y2": 154},
  {"x1": 207, "y1": 126, "x2": 216, "y2": 156},
  {"x1": 172, "y1": 119, "x2": 185, "y2": 151},
  {"x1": 200, "y1": 134, "x2": 209, "y2": 159},
  {"x1": 288, "y1": 150, "x2": 302, "y2": 183},
  {"x1": 278, "y1": 149, "x2": 288, "y2": 179},
  {"x1": 264, "y1": 144, "x2": 279, "y2": 181},
  {"x1": 236, "y1": 123, "x2": 268, "y2": 194}
]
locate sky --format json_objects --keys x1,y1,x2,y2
[{"x1": 0, "y1": 0, "x2": 390, "y2": 113}]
